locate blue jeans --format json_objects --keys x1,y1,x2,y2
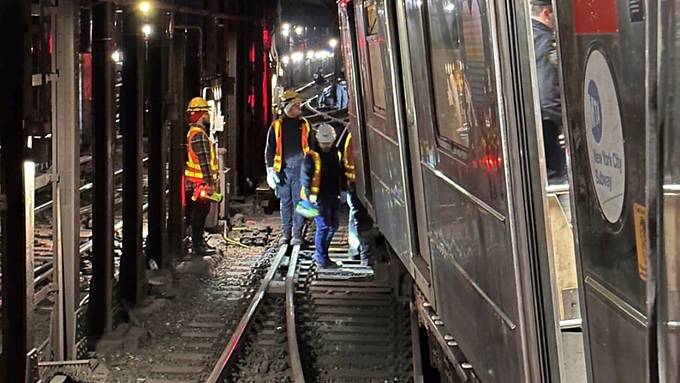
[
  {"x1": 276, "y1": 165, "x2": 303, "y2": 239},
  {"x1": 335, "y1": 84, "x2": 348, "y2": 109},
  {"x1": 314, "y1": 200, "x2": 340, "y2": 265}
]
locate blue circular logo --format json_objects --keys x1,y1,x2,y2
[{"x1": 588, "y1": 80, "x2": 602, "y2": 143}]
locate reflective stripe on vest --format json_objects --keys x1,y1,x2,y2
[
  {"x1": 343, "y1": 132, "x2": 355, "y2": 183},
  {"x1": 272, "y1": 118, "x2": 311, "y2": 172},
  {"x1": 185, "y1": 126, "x2": 219, "y2": 183}
]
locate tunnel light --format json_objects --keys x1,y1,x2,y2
[
  {"x1": 314, "y1": 51, "x2": 326, "y2": 60},
  {"x1": 307, "y1": 50, "x2": 315, "y2": 59},
  {"x1": 142, "y1": 24, "x2": 153, "y2": 38},
  {"x1": 138, "y1": 1, "x2": 153, "y2": 15},
  {"x1": 282, "y1": 22, "x2": 291, "y2": 31},
  {"x1": 291, "y1": 51, "x2": 304, "y2": 63},
  {"x1": 295, "y1": 26, "x2": 303, "y2": 36},
  {"x1": 111, "y1": 50, "x2": 123, "y2": 63},
  {"x1": 444, "y1": 3, "x2": 455, "y2": 12},
  {"x1": 282, "y1": 55, "x2": 290, "y2": 65},
  {"x1": 328, "y1": 38, "x2": 338, "y2": 48}
]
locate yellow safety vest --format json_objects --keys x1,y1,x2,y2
[
  {"x1": 342, "y1": 132, "x2": 356, "y2": 183},
  {"x1": 185, "y1": 126, "x2": 219, "y2": 184},
  {"x1": 272, "y1": 118, "x2": 311, "y2": 172}
]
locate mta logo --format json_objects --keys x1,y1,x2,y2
[{"x1": 587, "y1": 80, "x2": 602, "y2": 144}]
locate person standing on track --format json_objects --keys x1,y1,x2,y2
[
  {"x1": 265, "y1": 90, "x2": 314, "y2": 246},
  {"x1": 300, "y1": 123, "x2": 345, "y2": 269},
  {"x1": 532, "y1": 0, "x2": 566, "y2": 184},
  {"x1": 337, "y1": 125, "x2": 371, "y2": 266},
  {"x1": 184, "y1": 97, "x2": 218, "y2": 256}
]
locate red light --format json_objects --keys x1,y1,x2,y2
[{"x1": 263, "y1": 29, "x2": 270, "y2": 125}]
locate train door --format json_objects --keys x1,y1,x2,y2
[
  {"x1": 352, "y1": 0, "x2": 417, "y2": 265},
  {"x1": 400, "y1": 0, "x2": 561, "y2": 381},
  {"x1": 555, "y1": 1, "x2": 649, "y2": 382},
  {"x1": 338, "y1": 1, "x2": 374, "y2": 212},
  {"x1": 657, "y1": 0, "x2": 680, "y2": 381}
]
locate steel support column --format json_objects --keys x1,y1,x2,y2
[
  {"x1": 120, "y1": 7, "x2": 145, "y2": 305},
  {"x1": 146, "y1": 12, "x2": 167, "y2": 268},
  {"x1": 89, "y1": 1, "x2": 115, "y2": 338},
  {"x1": 0, "y1": 0, "x2": 31, "y2": 381},
  {"x1": 168, "y1": 30, "x2": 187, "y2": 260},
  {"x1": 53, "y1": 0, "x2": 81, "y2": 359}
]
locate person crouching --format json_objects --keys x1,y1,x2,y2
[{"x1": 300, "y1": 123, "x2": 344, "y2": 270}]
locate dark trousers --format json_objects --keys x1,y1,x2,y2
[
  {"x1": 314, "y1": 199, "x2": 340, "y2": 265},
  {"x1": 276, "y1": 166, "x2": 303, "y2": 239},
  {"x1": 185, "y1": 191, "x2": 211, "y2": 249},
  {"x1": 345, "y1": 191, "x2": 370, "y2": 262},
  {"x1": 542, "y1": 120, "x2": 566, "y2": 179}
]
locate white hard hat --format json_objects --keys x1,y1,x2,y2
[{"x1": 315, "y1": 123, "x2": 337, "y2": 144}]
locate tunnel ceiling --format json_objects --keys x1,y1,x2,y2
[{"x1": 280, "y1": 0, "x2": 338, "y2": 28}]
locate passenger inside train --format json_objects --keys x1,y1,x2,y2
[{"x1": 531, "y1": 0, "x2": 567, "y2": 185}]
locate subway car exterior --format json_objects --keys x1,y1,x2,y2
[{"x1": 338, "y1": 0, "x2": 680, "y2": 382}]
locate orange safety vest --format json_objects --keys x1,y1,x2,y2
[
  {"x1": 185, "y1": 126, "x2": 219, "y2": 184},
  {"x1": 300, "y1": 149, "x2": 343, "y2": 200},
  {"x1": 272, "y1": 118, "x2": 311, "y2": 172}
]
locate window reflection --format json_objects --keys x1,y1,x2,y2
[{"x1": 425, "y1": 0, "x2": 495, "y2": 159}]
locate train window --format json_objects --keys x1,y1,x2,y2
[
  {"x1": 365, "y1": 4, "x2": 379, "y2": 36},
  {"x1": 364, "y1": 4, "x2": 387, "y2": 114},
  {"x1": 367, "y1": 42, "x2": 387, "y2": 112},
  {"x1": 425, "y1": 1, "x2": 469, "y2": 152}
]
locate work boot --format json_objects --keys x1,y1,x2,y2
[
  {"x1": 317, "y1": 259, "x2": 342, "y2": 270},
  {"x1": 348, "y1": 249, "x2": 360, "y2": 261},
  {"x1": 290, "y1": 237, "x2": 302, "y2": 246},
  {"x1": 191, "y1": 246, "x2": 208, "y2": 257},
  {"x1": 279, "y1": 236, "x2": 291, "y2": 246},
  {"x1": 199, "y1": 244, "x2": 216, "y2": 255}
]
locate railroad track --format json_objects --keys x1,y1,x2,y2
[
  {"x1": 208, "y1": 223, "x2": 413, "y2": 383},
  {"x1": 130, "y1": 239, "x2": 277, "y2": 383}
]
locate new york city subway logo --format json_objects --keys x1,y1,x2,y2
[{"x1": 587, "y1": 80, "x2": 602, "y2": 144}]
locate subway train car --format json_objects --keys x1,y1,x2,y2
[{"x1": 338, "y1": 0, "x2": 680, "y2": 382}]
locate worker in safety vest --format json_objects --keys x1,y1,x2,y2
[
  {"x1": 185, "y1": 97, "x2": 219, "y2": 256},
  {"x1": 337, "y1": 125, "x2": 371, "y2": 266},
  {"x1": 300, "y1": 123, "x2": 345, "y2": 269},
  {"x1": 265, "y1": 90, "x2": 314, "y2": 245}
]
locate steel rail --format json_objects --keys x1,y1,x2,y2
[
  {"x1": 294, "y1": 73, "x2": 334, "y2": 94},
  {"x1": 286, "y1": 244, "x2": 305, "y2": 383},
  {"x1": 206, "y1": 244, "x2": 290, "y2": 383},
  {"x1": 302, "y1": 93, "x2": 349, "y2": 125}
]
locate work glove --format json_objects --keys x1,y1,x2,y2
[{"x1": 266, "y1": 167, "x2": 280, "y2": 190}]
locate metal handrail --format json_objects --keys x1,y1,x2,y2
[
  {"x1": 206, "y1": 244, "x2": 290, "y2": 383},
  {"x1": 286, "y1": 245, "x2": 305, "y2": 383}
]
